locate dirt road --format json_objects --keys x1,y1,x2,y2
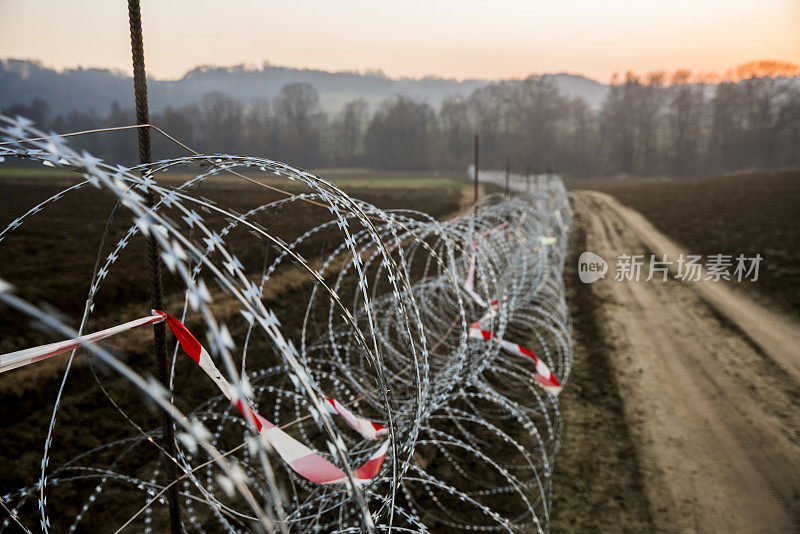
[{"x1": 569, "y1": 191, "x2": 800, "y2": 532}]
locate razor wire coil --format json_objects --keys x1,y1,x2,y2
[{"x1": 0, "y1": 115, "x2": 572, "y2": 533}]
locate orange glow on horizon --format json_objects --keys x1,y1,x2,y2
[
  {"x1": 0, "y1": 0, "x2": 798, "y2": 83},
  {"x1": 608, "y1": 60, "x2": 800, "y2": 87}
]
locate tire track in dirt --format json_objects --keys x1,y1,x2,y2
[
  {"x1": 570, "y1": 190, "x2": 800, "y2": 532},
  {"x1": 551, "y1": 213, "x2": 654, "y2": 532}
]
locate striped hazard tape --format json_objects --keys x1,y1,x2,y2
[
  {"x1": 468, "y1": 324, "x2": 562, "y2": 396},
  {"x1": 0, "y1": 314, "x2": 164, "y2": 374},
  {"x1": 0, "y1": 311, "x2": 389, "y2": 485},
  {"x1": 159, "y1": 311, "x2": 389, "y2": 485},
  {"x1": 323, "y1": 397, "x2": 388, "y2": 440},
  {"x1": 465, "y1": 234, "x2": 562, "y2": 396}
]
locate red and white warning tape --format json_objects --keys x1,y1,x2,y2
[
  {"x1": 463, "y1": 250, "x2": 488, "y2": 307},
  {"x1": 324, "y1": 397, "x2": 388, "y2": 440},
  {"x1": 464, "y1": 284, "x2": 562, "y2": 396},
  {"x1": 468, "y1": 324, "x2": 562, "y2": 396},
  {"x1": 465, "y1": 232, "x2": 562, "y2": 396},
  {"x1": 474, "y1": 221, "x2": 509, "y2": 240},
  {"x1": 0, "y1": 314, "x2": 164, "y2": 374},
  {"x1": 0, "y1": 311, "x2": 389, "y2": 485},
  {"x1": 158, "y1": 311, "x2": 389, "y2": 485}
]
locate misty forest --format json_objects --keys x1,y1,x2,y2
[{"x1": 3, "y1": 61, "x2": 799, "y2": 177}]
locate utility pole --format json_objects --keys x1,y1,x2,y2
[
  {"x1": 505, "y1": 157, "x2": 510, "y2": 195},
  {"x1": 526, "y1": 165, "x2": 531, "y2": 194},
  {"x1": 127, "y1": 1, "x2": 181, "y2": 532},
  {"x1": 473, "y1": 134, "x2": 479, "y2": 205}
]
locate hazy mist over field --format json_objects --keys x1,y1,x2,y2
[
  {"x1": 2, "y1": 57, "x2": 798, "y2": 179},
  {"x1": 0, "y1": 58, "x2": 611, "y2": 114}
]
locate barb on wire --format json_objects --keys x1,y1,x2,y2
[{"x1": 0, "y1": 114, "x2": 572, "y2": 533}]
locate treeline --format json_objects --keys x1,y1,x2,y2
[{"x1": 3, "y1": 64, "x2": 799, "y2": 177}]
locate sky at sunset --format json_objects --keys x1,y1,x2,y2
[{"x1": 1, "y1": 0, "x2": 798, "y2": 82}]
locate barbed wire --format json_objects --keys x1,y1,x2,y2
[{"x1": 0, "y1": 114, "x2": 572, "y2": 533}]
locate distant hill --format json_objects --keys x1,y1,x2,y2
[{"x1": 0, "y1": 58, "x2": 610, "y2": 115}]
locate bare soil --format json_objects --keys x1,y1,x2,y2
[
  {"x1": 565, "y1": 170, "x2": 800, "y2": 317},
  {"x1": 550, "y1": 214, "x2": 653, "y2": 532},
  {"x1": 0, "y1": 175, "x2": 467, "y2": 531},
  {"x1": 3, "y1": 168, "x2": 799, "y2": 532},
  {"x1": 563, "y1": 190, "x2": 800, "y2": 532}
]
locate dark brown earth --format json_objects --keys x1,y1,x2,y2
[
  {"x1": 549, "y1": 213, "x2": 654, "y2": 533},
  {"x1": 3, "y1": 168, "x2": 798, "y2": 532},
  {"x1": 565, "y1": 169, "x2": 800, "y2": 317},
  {"x1": 0, "y1": 173, "x2": 467, "y2": 531},
  {"x1": 556, "y1": 189, "x2": 800, "y2": 532}
]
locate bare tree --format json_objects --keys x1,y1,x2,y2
[
  {"x1": 365, "y1": 96, "x2": 435, "y2": 169},
  {"x1": 332, "y1": 98, "x2": 368, "y2": 166},
  {"x1": 468, "y1": 86, "x2": 503, "y2": 168},
  {"x1": 243, "y1": 98, "x2": 275, "y2": 157},
  {"x1": 9, "y1": 59, "x2": 798, "y2": 178},
  {"x1": 600, "y1": 73, "x2": 637, "y2": 175},
  {"x1": 708, "y1": 82, "x2": 745, "y2": 171},
  {"x1": 666, "y1": 70, "x2": 705, "y2": 176},
  {"x1": 736, "y1": 62, "x2": 797, "y2": 168},
  {"x1": 439, "y1": 95, "x2": 471, "y2": 168},
  {"x1": 274, "y1": 82, "x2": 325, "y2": 166},
  {"x1": 198, "y1": 91, "x2": 244, "y2": 154}
]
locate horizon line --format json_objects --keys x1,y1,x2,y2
[{"x1": 2, "y1": 56, "x2": 798, "y2": 86}]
